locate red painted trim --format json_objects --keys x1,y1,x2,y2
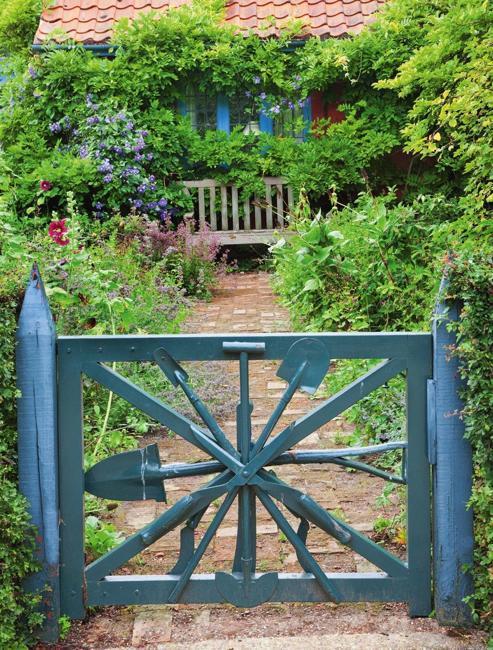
[
  {"x1": 326, "y1": 102, "x2": 345, "y2": 124},
  {"x1": 311, "y1": 91, "x2": 325, "y2": 122}
]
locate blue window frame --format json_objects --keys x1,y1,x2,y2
[{"x1": 177, "y1": 93, "x2": 311, "y2": 140}]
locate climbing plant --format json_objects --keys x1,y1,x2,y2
[{"x1": 0, "y1": 0, "x2": 451, "y2": 220}]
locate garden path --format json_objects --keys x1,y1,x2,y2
[{"x1": 58, "y1": 272, "x2": 486, "y2": 649}]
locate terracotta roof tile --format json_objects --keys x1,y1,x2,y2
[{"x1": 34, "y1": 0, "x2": 386, "y2": 44}]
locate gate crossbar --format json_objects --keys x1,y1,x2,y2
[{"x1": 57, "y1": 332, "x2": 432, "y2": 619}]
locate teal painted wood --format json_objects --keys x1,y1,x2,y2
[
  {"x1": 302, "y1": 96, "x2": 312, "y2": 140},
  {"x1": 16, "y1": 265, "x2": 60, "y2": 642},
  {"x1": 84, "y1": 441, "x2": 408, "y2": 502},
  {"x1": 58, "y1": 355, "x2": 85, "y2": 619},
  {"x1": 56, "y1": 331, "x2": 433, "y2": 616},
  {"x1": 406, "y1": 357, "x2": 433, "y2": 616},
  {"x1": 216, "y1": 94, "x2": 230, "y2": 133},
  {"x1": 259, "y1": 103, "x2": 274, "y2": 134},
  {"x1": 432, "y1": 278, "x2": 473, "y2": 626},
  {"x1": 58, "y1": 332, "x2": 431, "y2": 362},
  {"x1": 86, "y1": 574, "x2": 409, "y2": 606}
]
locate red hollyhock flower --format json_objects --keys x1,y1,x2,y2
[
  {"x1": 39, "y1": 180, "x2": 52, "y2": 191},
  {"x1": 48, "y1": 219, "x2": 69, "y2": 246}
]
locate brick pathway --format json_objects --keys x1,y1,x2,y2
[{"x1": 61, "y1": 272, "x2": 486, "y2": 649}]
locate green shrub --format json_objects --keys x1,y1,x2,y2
[
  {"x1": 273, "y1": 191, "x2": 492, "y2": 625},
  {"x1": 0, "y1": 0, "x2": 42, "y2": 57},
  {"x1": 84, "y1": 516, "x2": 124, "y2": 563},
  {"x1": 447, "y1": 253, "x2": 493, "y2": 627},
  {"x1": 272, "y1": 192, "x2": 443, "y2": 332},
  {"x1": 0, "y1": 227, "x2": 43, "y2": 648}
]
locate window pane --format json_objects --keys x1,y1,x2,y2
[
  {"x1": 274, "y1": 104, "x2": 305, "y2": 141},
  {"x1": 181, "y1": 90, "x2": 217, "y2": 132},
  {"x1": 230, "y1": 95, "x2": 255, "y2": 130}
]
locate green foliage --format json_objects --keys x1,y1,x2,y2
[
  {"x1": 0, "y1": 0, "x2": 43, "y2": 57},
  {"x1": 447, "y1": 253, "x2": 493, "y2": 627},
  {"x1": 0, "y1": 217, "x2": 44, "y2": 648},
  {"x1": 272, "y1": 192, "x2": 443, "y2": 332},
  {"x1": 84, "y1": 516, "x2": 124, "y2": 563},
  {"x1": 0, "y1": 196, "x2": 227, "y2": 644},
  {"x1": 0, "y1": 0, "x2": 449, "y2": 220},
  {"x1": 378, "y1": 0, "x2": 493, "y2": 216},
  {"x1": 273, "y1": 0, "x2": 492, "y2": 624},
  {"x1": 58, "y1": 615, "x2": 71, "y2": 641}
]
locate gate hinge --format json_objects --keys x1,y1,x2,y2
[{"x1": 427, "y1": 379, "x2": 437, "y2": 465}]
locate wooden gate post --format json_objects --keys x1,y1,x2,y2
[
  {"x1": 16, "y1": 264, "x2": 60, "y2": 642},
  {"x1": 431, "y1": 275, "x2": 474, "y2": 626}
]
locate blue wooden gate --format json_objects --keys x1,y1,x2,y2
[{"x1": 56, "y1": 331, "x2": 433, "y2": 618}]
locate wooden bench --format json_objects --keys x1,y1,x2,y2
[{"x1": 182, "y1": 177, "x2": 294, "y2": 245}]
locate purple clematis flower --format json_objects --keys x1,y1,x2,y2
[
  {"x1": 98, "y1": 159, "x2": 113, "y2": 174},
  {"x1": 103, "y1": 174, "x2": 113, "y2": 183}
]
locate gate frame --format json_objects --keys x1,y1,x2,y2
[
  {"x1": 15, "y1": 266, "x2": 474, "y2": 642},
  {"x1": 57, "y1": 331, "x2": 432, "y2": 619}
]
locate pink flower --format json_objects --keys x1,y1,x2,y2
[
  {"x1": 39, "y1": 180, "x2": 53, "y2": 191},
  {"x1": 48, "y1": 219, "x2": 69, "y2": 246}
]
